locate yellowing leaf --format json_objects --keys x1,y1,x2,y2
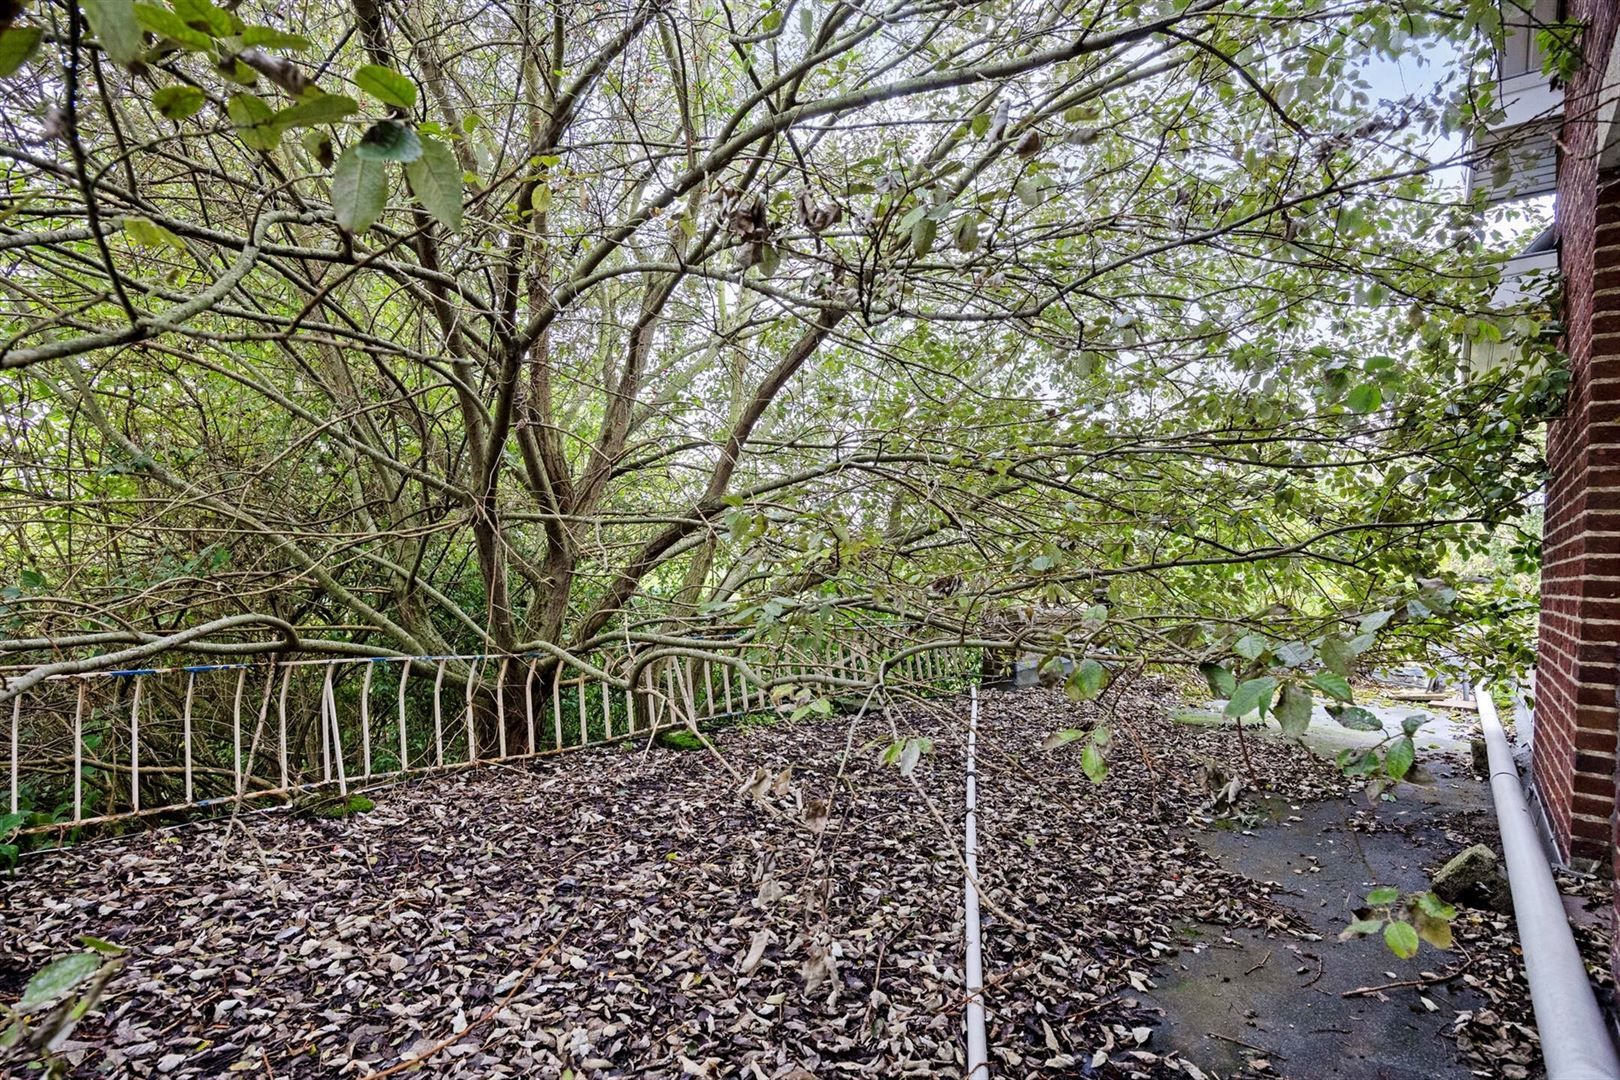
[{"x1": 122, "y1": 217, "x2": 184, "y2": 250}]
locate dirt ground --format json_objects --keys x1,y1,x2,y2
[{"x1": 1, "y1": 684, "x2": 1606, "y2": 1078}]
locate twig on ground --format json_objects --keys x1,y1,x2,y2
[
  {"x1": 1207, "y1": 1031, "x2": 1282, "y2": 1058},
  {"x1": 1301, "y1": 952, "x2": 1325, "y2": 988},
  {"x1": 1340, "y1": 953, "x2": 1472, "y2": 998}
]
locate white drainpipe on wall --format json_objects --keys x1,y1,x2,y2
[{"x1": 1478, "y1": 687, "x2": 1620, "y2": 1078}]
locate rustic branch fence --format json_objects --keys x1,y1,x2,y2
[{"x1": 3, "y1": 632, "x2": 982, "y2": 834}]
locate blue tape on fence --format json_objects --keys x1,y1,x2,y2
[{"x1": 105, "y1": 668, "x2": 158, "y2": 678}]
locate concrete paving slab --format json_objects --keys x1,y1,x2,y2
[{"x1": 1140, "y1": 747, "x2": 1504, "y2": 1078}]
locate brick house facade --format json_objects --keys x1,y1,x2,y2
[{"x1": 1529, "y1": 0, "x2": 1620, "y2": 978}]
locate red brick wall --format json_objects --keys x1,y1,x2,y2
[{"x1": 1534, "y1": 0, "x2": 1620, "y2": 868}]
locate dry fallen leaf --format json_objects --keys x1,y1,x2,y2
[{"x1": 0, "y1": 684, "x2": 1587, "y2": 1079}]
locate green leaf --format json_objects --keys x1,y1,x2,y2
[
  {"x1": 1318, "y1": 636, "x2": 1357, "y2": 677},
  {"x1": 354, "y1": 63, "x2": 418, "y2": 110},
  {"x1": 330, "y1": 145, "x2": 388, "y2": 233},
  {"x1": 0, "y1": 26, "x2": 44, "y2": 78},
  {"x1": 1225, "y1": 676, "x2": 1277, "y2": 719},
  {"x1": 17, "y1": 953, "x2": 100, "y2": 1012},
  {"x1": 0, "y1": 810, "x2": 26, "y2": 834},
  {"x1": 133, "y1": 4, "x2": 214, "y2": 50},
  {"x1": 1365, "y1": 885, "x2": 1400, "y2": 905},
  {"x1": 1415, "y1": 891, "x2": 1455, "y2": 920},
  {"x1": 1066, "y1": 658, "x2": 1108, "y2": 702},
  {"x1": 172, "y1": 0, "x2": 236, "y2": 37},
  {"x1": 1421, "y1": 583, "x2": 1457, "y2": 613},
  {"x1": 1041, "y1": 728, "x2": 1085, "y2": 751},
  {"x1": 1080, "y1": 741, "x2": 1107, "y2": 784},
  {"x1": 271, "y1": 93, "x2": 358, "y2": 129},
  {"x1": 83, "y1": 0, "x2": 145, "y2": 66},
  {"x1": 1345, "y1": 383, "x2": 1381, "y2": 413},
  {"x1": 1330, "y1": 705, "x2": 1382, "y2": 732},
  {"x1": 1274, "y1": 682, "x2": 1313, "y2": 737},
  {"x1": 301, "y1": 129, "x2": 334, "y2": 168},
  {"x1": 1310, "y1": 671, "x2": 1353, "y2": 702},
  {"x1": 79, "y1": 935, "x2": 127, "y2": 956},
  {"x1": 531, "y1": 183, "x2": 554, "y2": 214},
  {"x1": 1015, "y1": 177, "x2": 1043, "y2": 206},
  {"x1": 1342, "y1": 918, "x2": 1384, "y2": 938},
  {"x1": 226, "y1": 93, "x2": 280, "y2": 151},
  {"x1": 1401, "y1": 714, "x2": 1426, "y2": 736},
  {"x1": 18, "y1": 567, "x2": 45, "y2": 590},
  {"x1": 1199, "y1": 662, "x2": 1236, "y2": 698},
  {"x1": 756, "y1": 242, "x2": 780, "y2": 278},
  {"x1": 241, "y1": 25, "x2": 312, "y2": 50},
  {"x1": 1385, "y1": 735, "x2": 1415, "y2": 780},
  {"x1": 355, "y1": 120, "x2": 422, "y2": 163},
  {"x1": 911, "y1": 217, "x2": 937, "y2": 258},
  {"x1": 1383, "y1": 920, "x2": 1420, "y2": 959},
  {"x1": 1232, "y1": 632, "x2": 1267, "y2": 660},
  {"x1": 151, "y1": 85, "x2": 207, "y2": 121},
  {"x1": 1338, "y1": 748, "x2": 1379, "y2": 776},
  {"x1": 218, "y1": 56, "x2": 258, "y2": 85},
  {"x1": 1359, "y1": 609, "x2": 1394, "y2": 633},
  {"x1": 1275, "y1": 640, "x2": 1313, "y2": 667},
  {"x1": 954, "y1": 212, "x2": 981, "y2": 253}
]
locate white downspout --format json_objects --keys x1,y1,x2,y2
[
  {"x1": 964, "y1": 686, "x2": 990, "y2": 1078},
  {"x1": 1478, "y1": 686, "x2": 1620, "y2": 1078}
]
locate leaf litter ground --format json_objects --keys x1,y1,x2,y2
[{"x1": 1, "y1": 683, "x2": 1603, "y2": 1078}]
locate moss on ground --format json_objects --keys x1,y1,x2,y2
[
  {"x1": 297, "y1": 794, "x2": 376, "y2": 819},
  {"x1": 652, "y1": 709, "x2": 784, "y2": 751},
  {"x1": 655, "y1": 729, "x2": 707, "y2": 751}
]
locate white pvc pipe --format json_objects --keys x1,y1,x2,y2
[
  {"x1": 1478, "y1": 686, "x2": 1620, "y2": 1079},
  {"x1": 964, "y1": 686, "x2": 990, "y2": 1079}
]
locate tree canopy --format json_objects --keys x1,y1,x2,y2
[{"x1": 0, "y1": 0, "x2": 1562, "y2": 748}]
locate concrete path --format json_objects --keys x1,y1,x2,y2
[{"x1": 1139, "y1": 706, "x2": 1534, "y2": 1079}]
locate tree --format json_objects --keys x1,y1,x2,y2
[{"x1": 0, "y1": 0, "x2": 1560, "y2": 753}]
